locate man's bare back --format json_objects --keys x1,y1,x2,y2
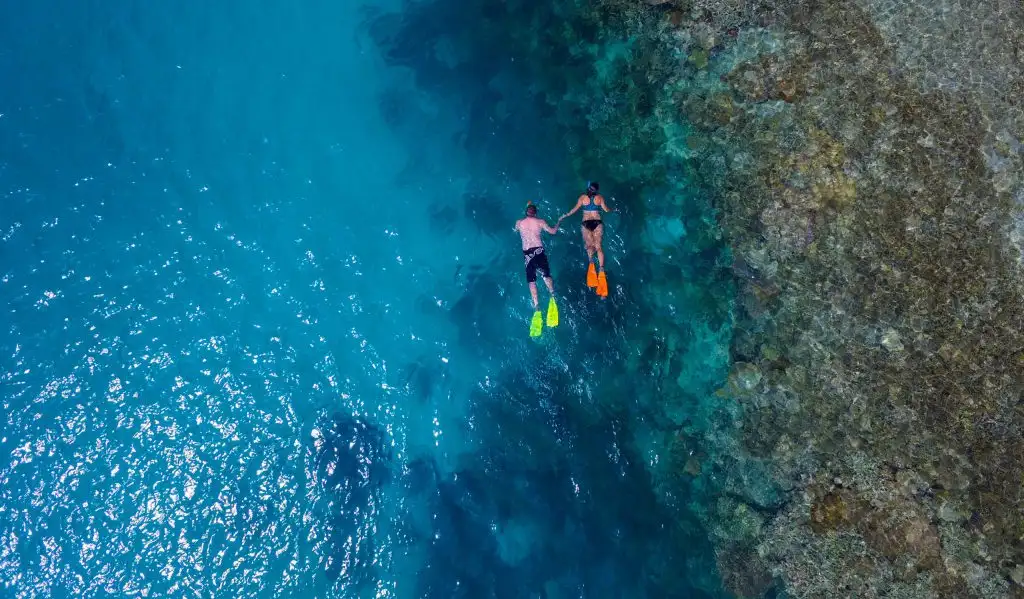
[{"x1": 515, "y1": 215, "x2": 558, "y2": 250}]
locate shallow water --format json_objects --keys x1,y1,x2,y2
[{"x1": 1, "y1": 2, "x2": 727, "y2": 598}]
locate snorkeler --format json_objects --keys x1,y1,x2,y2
[
  {"x1": 560, "y1": 181, "x2": 615, "y2": 297},
  {"x1": 514, "y1": 202, "x2": 561, "y2": 337}
]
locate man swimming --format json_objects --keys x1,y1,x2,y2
[{"x1": 514, "y1": 202, "x2": 560, "y2": 336}]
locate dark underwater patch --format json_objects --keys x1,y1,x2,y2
[
  {"x1": 313, "y1": 413, "x2": 393, "y2": 585},
  {"x1": 402, "y1": 354, "x2": 450, "y2": 403},
  {"x1": 448, "y1": 270, "x2": 509, "y2": 353},
  {"x1": 315, "y1": 413, "x2": 391, "y2": 491}
]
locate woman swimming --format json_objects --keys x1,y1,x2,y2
[{"x1": 560, "y1": 181, "x2": 615, "y2": 295}]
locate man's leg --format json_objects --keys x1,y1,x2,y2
[
  {"x1": 535, "y1": 251, "x2": 554, "y2": 297},
  {"x1": 529, "y1": 282, "x2": 539, "y2": 310},
  {"x1": 542, "y1": 276, "x2": 554, "y2": 294},
  {"x1": 542, "y1": 274, "x2": 559, "y2": 327},
  {"x1": 525, "y1": 251, "x2": 540, "y2": 309}
]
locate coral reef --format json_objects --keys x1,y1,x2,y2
[{"x1": 628, "y1": 0, "x2": 1024, "y2": 596}]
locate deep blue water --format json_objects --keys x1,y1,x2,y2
[{"x1": 1, "y1": 2, "x2": 724, "y2": 598}]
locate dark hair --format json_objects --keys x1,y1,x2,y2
[
  {"x1": 526, "y1": 204, "x2": 537, "y2": 216},
  {"x1": 586, "y1": 181, "x2": 600, "y2": 196}
]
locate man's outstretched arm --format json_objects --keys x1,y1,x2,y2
[{"x1": 542, "y1": 220, "x2": 559, "y2": 234}]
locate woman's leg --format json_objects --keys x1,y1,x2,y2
[
  {"x1": 581, "y1": 226, "x2": 595, "y2": 264},
  {"x1": 593, "y1": 224, "x2": 605, "y2": 271}
]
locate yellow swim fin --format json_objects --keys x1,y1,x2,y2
[
  {"x1": 586, "y1": 263, "x2": 598, "y2": 288},
  {"x1": 529, "y1": 310, "x2": 544, "y2": 338},
  {"x1": 546, "y1": 297, "x2": 559, "y2": 328}
]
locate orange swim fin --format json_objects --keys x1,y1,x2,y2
[
  {"x1": 596, "y1": 271, "x2": 609, "y2": 298},
  {"x1": 586, "y1": 263, "x2": 598, "y2": 288}
]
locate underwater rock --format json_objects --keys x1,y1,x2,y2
[
  {"x1": 809, "y1": 490, "x2": 854, "y2": 533},
  {"x1": 858, "y1": 501, "x2": 943, "y2": 573},
  {"x1": 726, "y1": 361, "x2": 761, "y2": 396},
  {"x1": 728, "y1": 457, "x2": 785, "y2": 510},
  {"x1": 1012, "y1": 564, "x2": 1024, "y2": 587},
  {"x1": 638, "y1": 214, "x2": 688, "y2": 253},
  {"x1": 712, "y1": 497, "x2": 765, "y2": 544},
  {"x1": 641, "y1": 215, "x2": 687, "y2": 252},
  {"x1": 760, "y1": 204, "x2": 813, "y2": 260},
  {"x1": 715, "y1": 545, "x2": 775, "y2": 599},
  {"x1": 494, "y1": 517, "x2": 538, "y2": 567},
  {"x1": 936, "y1": 498, "x2": 969, "y2": 524},
  {"x1": 724, "y1": 60, "x2": 769, "y2": 103},
  {"x1": 880, "y1": 328, "x2": 903, "y2": 353},
  {"x1": 688, "y1": 49, "x2": 709, "y2": 70},
  {"x1": 683, "y1": 456, "x2": 701, "y2": 476}
]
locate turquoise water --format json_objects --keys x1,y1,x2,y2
[{"x1": 1, "y1": 2, "x2": 726, "y2": 598}]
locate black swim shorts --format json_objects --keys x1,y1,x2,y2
[{"x1": 523, "y1": 246, "x2": 550, "y2": 283}]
